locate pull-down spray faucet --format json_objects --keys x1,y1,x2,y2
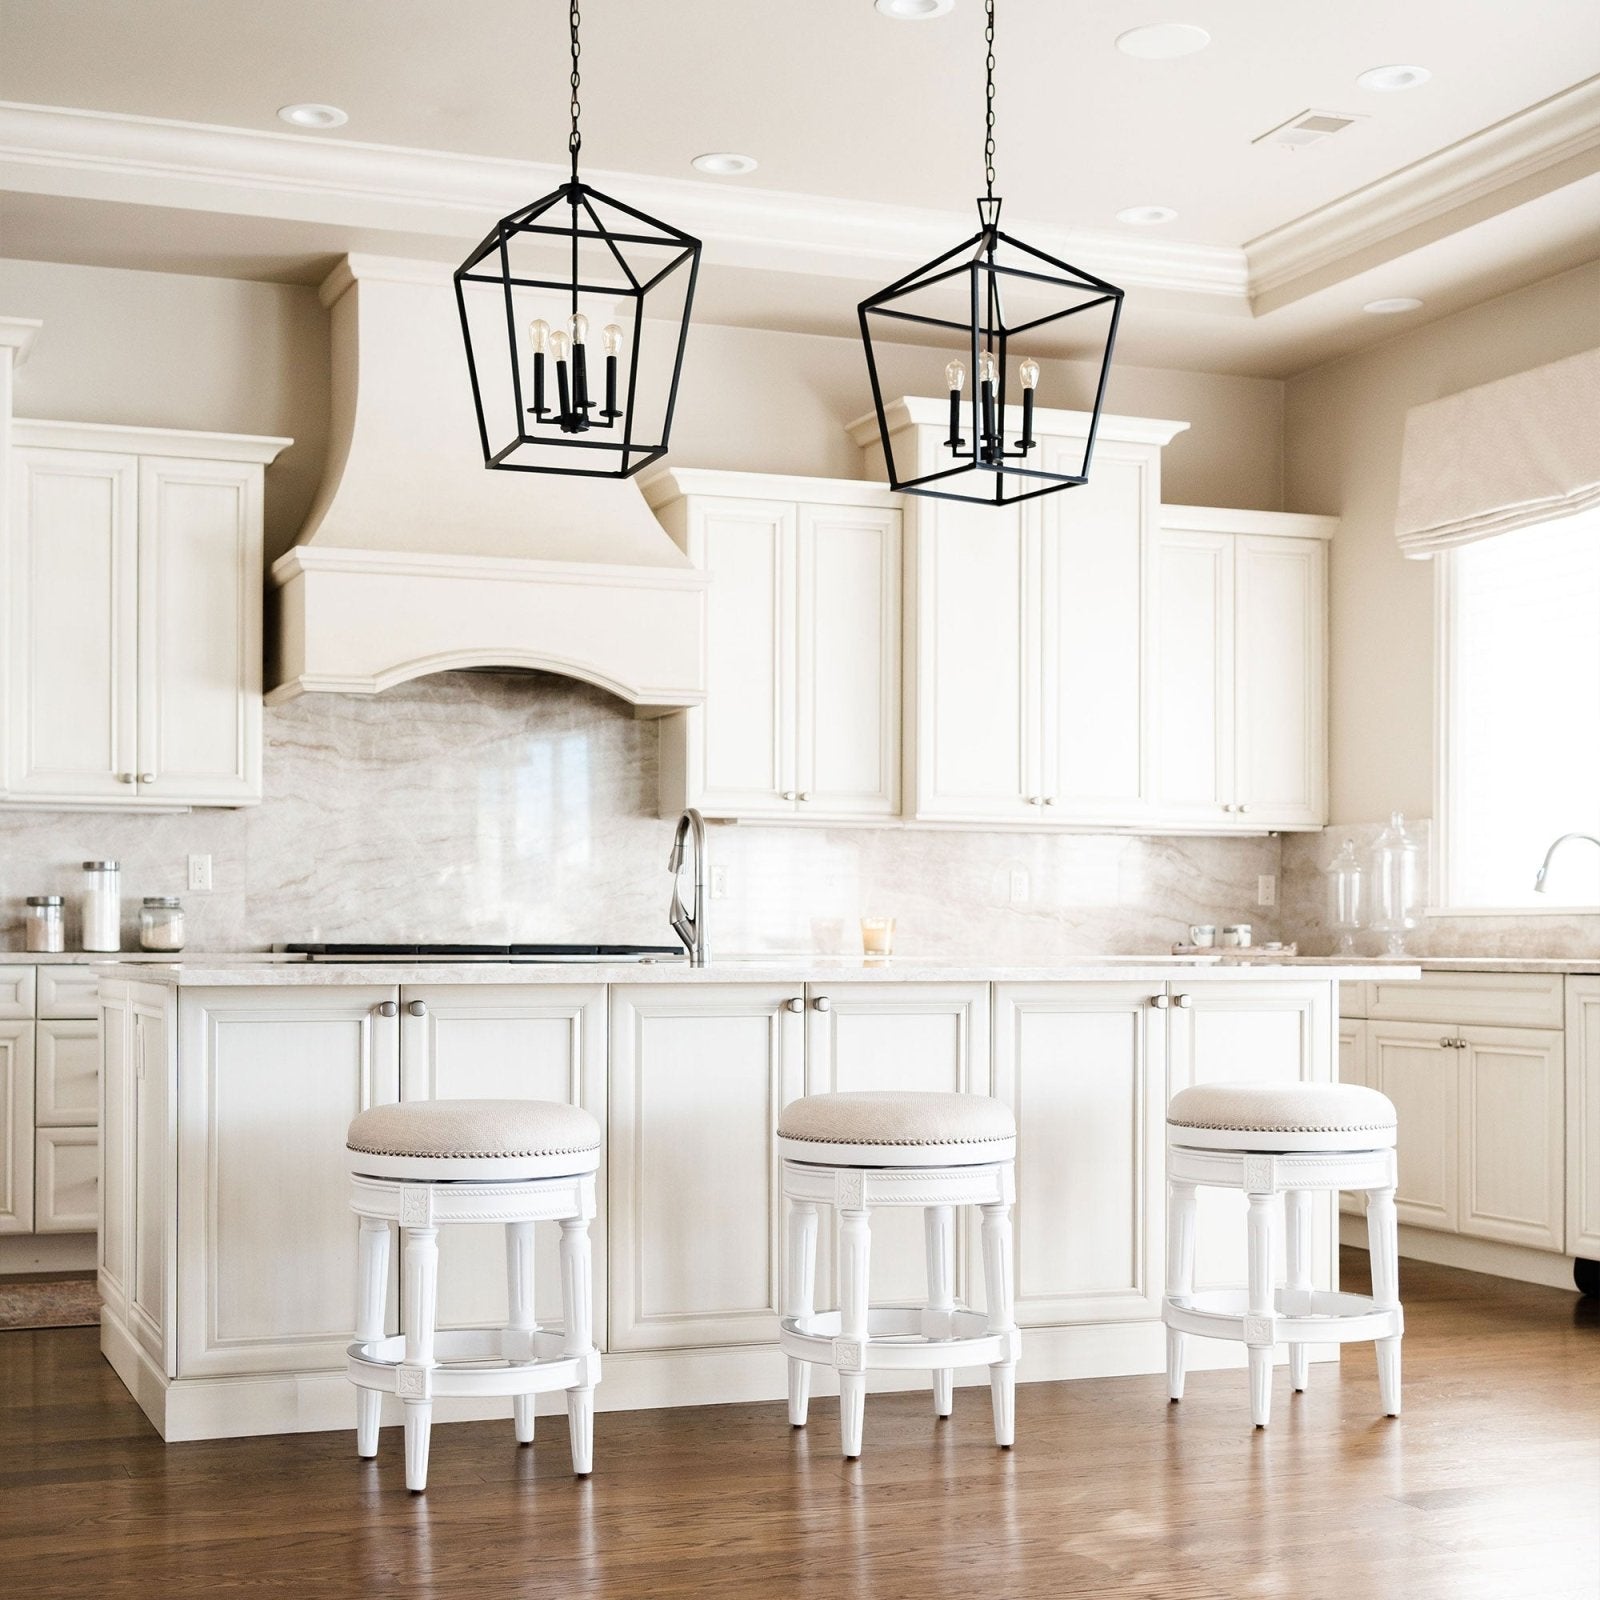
[{"x1": 668, "y1": 808, "x2": 707, "y2": 967}]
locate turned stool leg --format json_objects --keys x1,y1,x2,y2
[
  {"x1": 1367, "y1": 1183, "x2": 1402, "y2": 1417},
  {"x1": 837, "y1": 1207, "x2": 872, "y2": 1460},
  {"x1": 401, "y1": 1223, "x2": 439, "y2": 1491},
  {"x1": 506, "y1": 1220, "x2": 538, "y2": 1445},
  {"x1": 785, "y1": 1198, "x2": 819, "y2": 1427},
  {"x1": 1284, "y1": 1188, "x2": 1313, "y2": 1394},
  {"x1": 559, "y1": 1214, "x2": 596, "y2": 1476},
  {"x1": 924, "y1": 1204, "x2": 956, "y2": 1419},
  {"x1": 1165, "y1": 1178, "x2": 1197, "y2": 1402},
  {"x1": 1245, "y1": 1192, "x2": 1276, "y2": 1429},
  {"x1": 980, "y1": 1201, "x2": 1016, "y2": 1449},
  {"x1": 355, "y1": 1216, "x2": 390, "y2": 1458}
]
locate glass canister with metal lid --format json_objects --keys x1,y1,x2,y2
[
  {"x1": 139, "y1": 896, "x2": 187, "y2": 953},
  {"x1": 24, "y1": 896, "x2": 65, "y2": 954},
  {"x1": 81, "y1": 861, "x2": 121, "y2": 952}
]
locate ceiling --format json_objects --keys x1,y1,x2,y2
[{"x1": 1, "y1": 0, "x2": 1598, "y2": 376}]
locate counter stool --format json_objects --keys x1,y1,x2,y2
[
  {"x1": 344, "y1": 1098, "x2": 601, "y2": 1491},
  {"x1": 1163, "y1": 1081, "x2": 1403, "y2": 1429},
  {"x1": 776, "y1": 1090, "x2": 1019, "y2": 1459}
]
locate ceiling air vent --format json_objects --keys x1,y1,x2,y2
[{"x1": 1254, "y1": 109, "x2": 1368, "y2": 151}]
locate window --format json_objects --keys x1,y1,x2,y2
[{"x1": 1437, "y1": 511, "x2": 1600, "y2": 910}]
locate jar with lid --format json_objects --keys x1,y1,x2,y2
[
  {"x1": 81, "y1": 861, "x2": 121, "y2": 952},
  {"x1": 1369, "y1": 812, "x2": 1421, "y2": 957},
  {"x1": 24, "y1": 896, "x2": 65, "y2": 954},
  {"x1": 139, "y1": 896, "x2": 186, "y2": 953},
  {"x1": 1325, "y1": 839, "x2": 1365, "y2": 955}
]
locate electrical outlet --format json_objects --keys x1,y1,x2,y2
[
  {"x1": 709, "y1": 865, "x2": 730, "y2": 901},
  {"x1": 1009, "y1": 868, "x2": 1030, "y2": 904},
  {"x1": 187, "y1": 854, "x2": 213, "y2": 893},
  {"x1": 1257, "y1": 873, "x2": 1277, "y2": 908}
]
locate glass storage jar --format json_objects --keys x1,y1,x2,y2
[
  {"x1": 1369, "y1": 812, "x2": 1421, "y2": 957},
  {"x1": 139, "y1": 896, "x2": 186, "y2": 953},
  {"x1": 24, "y1": 895, "x2": 65, "y2": 954},
  {"x1": 1325, "y1": 839, "x2": 1365, "y2": 955},
  {"x1": 81, "y1": 861, "x2": 121, "y2": 952}
]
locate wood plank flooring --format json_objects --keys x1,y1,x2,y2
[{"x1": 1, "y1": 1250, "x2": 1596, "y2": 1599}]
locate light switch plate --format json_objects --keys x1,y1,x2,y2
[
  {"x1": 188, "y1": 854, "x2": 213, "y2": 892},
  {"x1": 1009, "y1": 869, "x2": 1030, "y2": 904},
  {"x1": 709, "y1": 865, "x2": 730, "y2": 901}
]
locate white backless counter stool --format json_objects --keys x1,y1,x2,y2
[
  {"x1": 1163, "y1": 1081, "x2": 1403, "y2": 1428},
  {"x1": 344, "y1": 1098, "x2": 601, "y2": 1491},
  {"x1": 776, "y1": 1090, "x2": 1019, "y2": 1459}
]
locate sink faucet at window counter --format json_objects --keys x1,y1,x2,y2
[
  {"x1": 1533, "y1": 833, "x2": 1600, "y2": 895},
  {"x1": 668, "y1": 808, "x2": 708, "y2": 967}
]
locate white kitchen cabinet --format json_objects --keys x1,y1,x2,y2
[
  {"x1": 397, "y1": 984, "x2": 606, "y2": 1337},
  {"x1": 0, "y1": 1018, "x2": 35, "y2": 1234},
  {"x1": 607, "y1": 984, "x2": 805, "y2": 1351},
  {"x1": 2, "y1": 421, "x2": 289, "y2": 809},
  {"x1": 647, "y1": 470, "x2": 901, "y2": 821},
  {"x1": 175, "y1": 986, "x2": 400, "y2": 1378},
  {"x1": 1367, "y1": 1021, "x2": 1460, "y2": 1233},
  {"x1": 36, "y1": 1017, "x2": 100, "y2": 1124},
  {"x1": 35, "y1": 1126, "x2": 97, "y2": 1234},
  {"x1": 1152, "y1": 508, "x2": 1332, "y2": 831},
  {"x1": 992, "y1": 982, "x2": 1166, "y2": 1326},
  {"x1": 1568, "y1": 977, "x2": 1600, "y2": 1260},
  {"x1": 1338, "y1": 1017, "x2": 1369, "y2": 1217}
]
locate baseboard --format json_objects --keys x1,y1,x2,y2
[
  {"x1": 1339, "y1": 1215, "x2": 1578, "y2": 1291},
  {"x1": 0, "y1": 1233, "x2": 96, "y2": 1275}
]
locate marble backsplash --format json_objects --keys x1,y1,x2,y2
[{"x1": 0, "y1": 671, "x2": 1281, "y2": 961}]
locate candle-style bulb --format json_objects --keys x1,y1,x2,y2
[
  {"x1": 945, "y1": 358, "x2": 966, "y2": 392},
  {"x1": 568, "y1": 312, "x2": 589, "y2": 345},
  {"x1": 529, "y1": 318, "x2": 550, "y2": 355},
  {"x1": 978, "y1": 350, "x2": 998, "y2": 385},
  {"x1": 603, "y1": 323, "x2": 624, "y2": 358},
  {"x1": 1019, "y1": 357, "x2": 1040, "y2": 391},
  {"x1": 551, "y1": 330, "x2": 571, "y2": 362}
]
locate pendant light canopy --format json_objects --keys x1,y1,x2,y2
[
  {"x1": 858, "y1": 0, "x2": 1124, "y2": 506},
  {"x1": 455, "y1": 4, "x2": 701, "y2": 477}
]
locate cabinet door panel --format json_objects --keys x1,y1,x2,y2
[
  {"x1": 609, "y1": 986, "x2": 804, "y2": 1350},
  {"x1": 994, "y1": 984, "x2": 1164, "y2": 1325},
  {"x1": 137, "y1": 458, "x2": 263, "y2": 804},
  {"x1": 99, "y1": 993, "x2": 131, "y2": 1310},
  {"x1": 177, "y1": 988, "x2": 400, "y2": 1377},
  {"x1": 5, "y1": 448, "x2": 139, "y2": 799},
  {"x1": 795, "y1": 505, "x2": 900, "y2": 817},
  {"x1": 131, "y1": 1001, "x2": 170, "y2": 1364},
  {"x1": 1569, "y1": 978, "x2": 1600, "y2": 1259},
  {"x1": 1459, "y1": 1026, "x2": 1564, "y2": 1251},
  {"x1": 399, "y1": 986, "x2": 605, "y2": 1338},
  {"x1": 1338, "y1": 1019, "x2": 1368, "y2": 1217},
  {"x1": 36, "y1": 1017, "x2": 100, "y2": 1125},
  {"x1": 1369, "y1": 1022, "x2": 1458, "y2": 1232},
  {"x1": 36, "y1": 967, "x2": 100, "y2": 1020},
  {"x1": 36, "y1": 1126, "x2": 98, "y2": 1233},
  {"x1": 0, "y1": 1020, "x2": 35, "y2": 1234},
  {"x1": 806, "y1": 984, "x2": 990, "y2": 1308}
]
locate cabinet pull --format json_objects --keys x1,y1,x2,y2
[
  {"x1": 1440, "y1": 1036, "x2": 1453, "y2": 1049},
  {"x1": 406, "y1": 1000, "x2": 428, "y2": 1018},
  {"x1": 1150, "y1": 994, "x2": 1170, "y2": 1010},
  {"x1": 786, "y1": 997, "x2": 805, "y2": 1013},
  {"x1": 1043, "y1": 796, "x2": 1056, "y2": 806},
  {"x1": 119, "y1": 773, "x2": 136, "y2": 785},
  {"x1": 1237, "y1": 804, "x2": 1250, "y2": 814},
  {"x1": 813, "y1": 996, "x2": 831, "y2": 1013},
  {"x1": 782, "y1": 790, "x2": 798, "y2": 801},
  {"x1": 376, "y1": 1001, "x2": 398, "y2": 1018},
  {"x1": 1173, "y1": 993, "x2": 1193, "y2": 1009},
  {"x1": 798, "y1": 792, "x2": 810, "y2": 802},
  {"x1": 139, "y1": 772, "x2": 156, "y2": 784}
]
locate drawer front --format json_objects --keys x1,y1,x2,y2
[
  {"x1": 1338, "y1": 981, "x2": 1369, "y2": 1020},
  {"x1": 37, "y1": 967, "x2": 103, "y2": 1020},
  {"x1": 35, "y1": 1126, "x2": 99, "y2": 1234},
  {"x1": 36, "y1": 1018, "x2": 101, "y2": 1126},
  {"x1": 1368, "y1": 971, "x2": 1564, "y2": 1030},
  {"x1": 0, "y1": 967, "x2": 37, "y2": 1020}
]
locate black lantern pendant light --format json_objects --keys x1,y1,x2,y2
[
  {"x1": 454, "y1": 3, "x2": 701, "y2": 477},
  {"x1": 858, "y1": 0, "x2": 1124, "y2": 506}
]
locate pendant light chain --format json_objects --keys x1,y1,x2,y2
[
  {"x1": 983, "y1": 0, "x2": 997, "y2": 201},
  {"x1": 568, "y1": 2, "x2": 583, "y2": 179}
]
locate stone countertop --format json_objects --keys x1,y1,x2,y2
[
  {"x1": 0, "y1": 951, "x2": 304, "y2": 965},
  {"x1": 92, "y1": 955, "x2": 1422, "y2": 988},
  {"x1": 1284, "y1": 956, "x2": 1600, "y2": 975}
]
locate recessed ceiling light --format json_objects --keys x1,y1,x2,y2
[
  {"x1": 1116, "y1": 205, "x2": 1178, "y2": 225},
  {"x1": 875, "y1": 0, "x2": 955, "y2": 17},
  {"x1": 1363, "y1": 297, "x2": 1424, "y2": 314},
  {"x1": 691, "y1": 152, "x2": 758, "y2": 177},
  {"x1": 1356, "y1": 63, "x2": 1432, "y2": 92},
  {"x1": 1114, "y1": 23, "x2": 1211, "y2": 60},
  {"x1": 277, "y1": 103, "x2": 348, "y2": 130}
]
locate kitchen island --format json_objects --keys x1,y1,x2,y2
[{"x1": 95, "y1": 957, "x2": 1416, "y2": 1441}]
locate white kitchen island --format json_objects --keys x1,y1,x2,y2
[{"x1": 95, "y1": 957, "x2": 1416, "y2": 1441}]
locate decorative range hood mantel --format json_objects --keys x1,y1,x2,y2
[{"x1": 269, "y1": 255, "x2": 707, "y2": 713}]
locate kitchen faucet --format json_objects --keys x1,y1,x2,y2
[
  {"x1": 668, "y1": 808, "x2": 708, "y2": 967},
  {"x1": 1532, "y1": 832, "x2": 1600, "y2": 893}
]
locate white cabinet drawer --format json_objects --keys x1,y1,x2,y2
[
  {"x1": 37, "y1": 1018, "x2": 101, "y2": 1126},
  {"x1": 1338, "y1": 981, "x2": 1369, "y2": 1020},
  {"x1": 1367, "y1": 970, "x2": 1564, "y2": 1030},
  {"x1": 35, "y1": 1126, "x2": 99, "y2": 1233},
  {"x1": 0, "y1": 967, "x2": 36, "y2": 1020},
  {"x1": 37, "y1": 967, "x2": 103, "y2": 1020}
]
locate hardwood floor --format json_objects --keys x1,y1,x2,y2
[{"x1": 1, "y1": 1250, "x2": 1596, "y2": 1599}]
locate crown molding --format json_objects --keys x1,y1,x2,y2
[
  {"x1": 0, "y1": 101, "x2": 1247, "y2": 302},
  {"x1": 1246, "y1": 74, "x2": 1600, "y2": 305}
]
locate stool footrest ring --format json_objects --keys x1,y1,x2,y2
[
  {"x1": 348, "y1": 1329, "x2": 600, "y2": 1400},
  {"x1": 780, "y1": 1308, "x2": 1019, "y2": 1372},
  {"x1": 1164, "y1": 1287, "x2": 1403, "y2": 1346}
]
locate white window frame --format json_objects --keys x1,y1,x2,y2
[{"x1": 1432, "y1": 548, "x2": 1600, "y2": 916}]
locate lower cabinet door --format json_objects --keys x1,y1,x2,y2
[
  {"x1": 176, "y1": 987, "x2": 400, "y2": 1377},
  {"x1": 992, "y1": 984, "x2": 1165, "y2": 1326},
  {"x1": 607, "y1": 985, "x2": 804, "y2": 1351},
  {"x1": 1458, "y1": 1025, "x2": 1565, "y2": 1251},
  {"x1": 397, "y1": 985, "x2": 606, "y2": 1339},
  {"x1": 1368, "y1": 1022, "x2": 1460, "y2": 1233},
  {"x1": 36, "y1": 1017, "x2": 100, "y2": 1125},
  {"x1": 1569, "y1": 978, "x2": 1600, "y2": 1259},
  {"x1": 35, "y1": 1126, "x2": 98, "y2": 1233},
  {"x1": 0, "y1": 1019, "x2": 35, "y2": 1235}
]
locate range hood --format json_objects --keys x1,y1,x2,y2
[{"x1": 269, "y1": 255, "x2": 706, "y2": 713}]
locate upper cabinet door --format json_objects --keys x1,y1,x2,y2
[
  {"x1": 794, "y1": 503, "x2": 901, "y2": 818},
  {"x1": 5, "y1": 448, "x2": 140, "y2": 801},
  {"x1": 1233, "y1": 535, "x2": 1327, "y2": 828},
  {"x1": 1039, "y1": 440, "x2": 1155, "y2": 822},
  {"x1": 137, "y1": 457, "x2": 263, "y2": 805}
]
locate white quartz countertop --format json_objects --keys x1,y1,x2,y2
[{"x1": 0, "y1": 951, "x2": 304, "y2": 965}]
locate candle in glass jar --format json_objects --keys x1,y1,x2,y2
[{"x1": 860, "y1": 917, "x2": 895, "y2": 957}]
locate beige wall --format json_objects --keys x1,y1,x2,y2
[{"x1": 1284, "y1": 260, "x2": 1600, "y2": 824}]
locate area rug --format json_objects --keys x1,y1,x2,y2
[{"x1": 0, "y1": 1273, "x2": 101, "y2": 1331}]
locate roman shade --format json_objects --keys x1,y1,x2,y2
[{"x1": 1395, "y1": 347, "x2": 1600, "y2": 557}]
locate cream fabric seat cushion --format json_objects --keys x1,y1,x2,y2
[
  {"x1": 778, "y1": 1090, "x2": 1016, "y2": 1167},
  {"x1": 1167, "y1": 1082, "x2": 1397, "y2": 1152},
  {"x1": 347, "y1": 1099, "x2": 600, "y2": 1176}
]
